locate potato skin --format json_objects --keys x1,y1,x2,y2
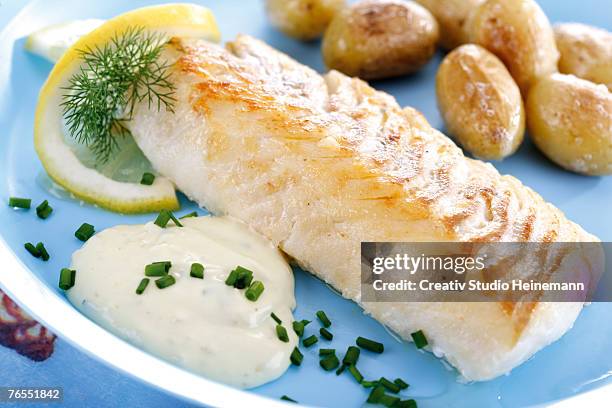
[
  {"x1": 322, "y1": 0, "x2": 439, "y2": 79},
  {"x1": 469, "y1": 0, "x2": 559, "y2": 95},
  {"x1": 436, "y1": 44, "x2": 525, "y2": 160},
  {"x1": 555, "y1": 23, "x2": 612, "y2": 92},
  {"x1": 265, "y1": 0, "x2": 345, "y2": 41},
  {"x1": 527, "y1": 74, "x2": 612, "y2": 176},
  {"x1": 415, "y1": 0, "x2": 485, "y2": 50}
]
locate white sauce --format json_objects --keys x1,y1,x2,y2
[{"x1": 67, "y1": 216, "x2": 297, "y2": 388}]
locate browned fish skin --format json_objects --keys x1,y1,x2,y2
[{"x1": 129, "y1": 36, "x2": 597, "y2": 381}]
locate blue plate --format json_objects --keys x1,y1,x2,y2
[{"x1": 1, "y1": 1, "x2": 611, "y2": 407}]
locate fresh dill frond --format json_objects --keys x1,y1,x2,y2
[{"x1": 61, "y1": 26, "x2": 176, "y2": 163}]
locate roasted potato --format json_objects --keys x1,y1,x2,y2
[
  {"x1": 527, "y1": 74, "x2": 612, "y2": 176},
  {"x1": 322, "y1": 0, "x2": 439, "y2": 79},
  {"x1": 436, "y1": 44, "x2": 525, "y2": 160},
  {"x1": 265, "y1": 0, "x2": 345, "y2": 41},
  {"x1": 555, "y1": 23, "x2": 612, "y2": 92},
  {"x1": 415, "y1": 0, "x2": 485, "y2": 49},
  {"x1": 468, "y1": 0, "x2": 559, "y2": 95}
]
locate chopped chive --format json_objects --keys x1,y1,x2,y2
[
  {"x1": 292, "y1": 320, "x2": 305, "y2": 337},
  {"x1": 9, "y1": 197, "x2": 31, "y2": 209},
  {"x1": 316, "y1": 310, "x2": 331, "y2": 327},
  {"x1": 319, "y1": 348, "x2": 335, "y2": 356},
  {"x1": 367, "y1": 385, "x2": 386, "y2": 404},
  {"x1": 136, "y1": 278, "x2": 150, "y2": 295},
  {"x1": 394, "y1": 378, "x2": 409, "y2": 390},
  {"x1": 24, "y1": 242, "x2": 41, "y2": 258},
  {"x1": 155, "y1": 275, "x2": 176, "y2": 289},
  {"x1": 290, "y1": 347, "x2": 303, "y2": 366},
  {"x1": 342, "y1": 346, "x2": 360, "y2": 366},
  {"x1": 179, "y1": 211, "x2": 198, "y2": 219},
  {"x1": 276, "y1": 324, "x2": 289, "y2": 342},
  {"x1": 379, "y1": 377, "x2": 401, "y2": 394},
  {"x1": 140, "y1": 172, "x2": 155, "y2": 185},
  {"x1": 280, "y1": 395, "x2": 297, "y2": 403},
  {"x1": 190, "y1": 263, "x2": 204, "y2": 279},
  {"x1": 356, "y1": 336, "x2": 384, "y2": 353},
  {"x1": 320, "y1": 327, "x2": 333, "y2": 341},
  {"x1": 302, "y1": 335, "x2": 318, "y2": 348},
  {"x1": 233, "y1": 266, "x2": 253, "y2": 289},
  {"x1": 411, "y1": 330, "x2": 428, "y2": 349},
  {"x1": 362, "y1": 380, "x2": 378, "y2": 388},
  {"x1": 320, "y1": 354, "x2": 340, "y2": 371},
  {"x1": 154, "y1": 210, "x2": 171, "y2": 227},
  {"x1": 245, "y1": 281, "x2": 264, "y2": 301},
  {"x1": 36, "y1": 200, "x2": 53, "y2": 219},
  {"x1": 145, "y1": 261, "x2": 171, "y2": 277},
  {"x1": 225, "y1": 269, "x2": 239, "y2": 286},
  {"x1": 36, "y1": 242, "x2": 50, "y2": 261},
  {"x1": 394, "y1": 399, "x2": 417, "y2": 408},
  {"x1": 59, "y1": 268, "x2": 76, "y2": 290},
  {"x1": 348, "y1": 364, "x2": 364, "y2": 383},
  {"x1": 380, "y1": 394, "x2": 400, "y2": 407},
  {"x1": 74, "y1": 223, "x2": 95, "y2": 242},
  {"x1": 336, "y1": 364, "x2": 347, "y2": 375},
  {"x1": 271, "y1": 312, "x2": 282, "y2": 325},
  {"x1": 167, "y1": 211, "x2": 183, "y2": 227}
]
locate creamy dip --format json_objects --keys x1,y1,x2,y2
[{"x1": 67, "y1": 216, "x2": 297, "y2": 388}]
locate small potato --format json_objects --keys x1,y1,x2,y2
[
  {"x1": 436, "y1": 44, "x2": 525, "y2": 160},
  {"x1": 527, "y1": 74, "x2": 612, "y2": 176},
  {"x1": 265, "y1": 0, "x2": 345, "y2": 41},
  {"x1": 468, "y1": 0, "x2": 559, "y2": 95},
  {"x1": 322, "y1": 0, "x2": 439, "y2": 79},
  {"x1": 555, "y1": 23, "x2": 612, "y2": 92},
  {"x1": 415, "y1": 0, "x2": 485, "y2": 50}
]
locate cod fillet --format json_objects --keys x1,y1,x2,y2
[{"x1": 129, "y1": 35, "x2": 599, "y2": 381}]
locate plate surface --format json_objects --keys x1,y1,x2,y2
[{"x1": 1, "y1": 0, "x2": 612, "y2": 407}]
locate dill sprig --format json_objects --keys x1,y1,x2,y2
[{"x1": 61, "y1": 27, "x2": 176, "y2": 163}]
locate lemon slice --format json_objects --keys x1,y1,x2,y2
[
  {"x1": 34, "y1": 4, "x2": 220, "y2": 213},
  {"x1": 25, "y1": 19, "x2": 105, "y2": 63}
]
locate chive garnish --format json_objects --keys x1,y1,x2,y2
[
  {"x1": 379, "y1": 394, "x2": 400, "y2": 407},
  {"x1": 342, "y1": 346, "x2": 360, "y2": 366},
  {"x1": 316, "y1": 310, "x2": 331, "y2": 327},
  {"x1": 179, "y1": 211, "x2": 198, "y2": 219},
  {"x1": 271, "y1": 312, "x2": 282, "y2": 325},
  {"x1": 394, "y1": 378, "x2": 409, "y2": 390},
  {"x1": 348, "y1": 364, "x2": 364, "y2": 383},
  {"x1": 225, "y1": 269, "x2": 239, "y2": 286},
  {"x1": 36, "y1": 242, "x2": 50, "y2": 261},
  {"x1": 9, "y1": 197, "x2": 31, "y2": 209},
  {"x1": 379, "y1": 377, "x2": 401, "y2": 394},
  {"x1": 190, "y1": 263, "x2": 204, "y2": 279},
  {"x1": 367, "y1": 385, "x2": 386, "y2": 404},
  {"x1": 290, "y1": 347, "x2": 303, "y2": 366},
  {"x1": 356, "y1": 336, "x2": 384, "y2": 353},
  {"x1": 335, "y1": 364, "x2": 346, "y2": 375},
  {"x1": 394, "y1": 399, "x2": 417, "y2": 408},
  {"x1": 59, "y1": 268, "x2": 76, "y2": 290},
  {"x1": 234, "y1": 266, "x2": 253, "y2": 289},
  {"x1": 320, "y1": 327, "x2": 333, "y2": 341},
  {"x1": 140, "y1": 172, "x2": 155, "y2": 185},
  {"x1": 145, "y1": 261, "x2": 171, "y2": 277},
  {"x1": 24, "y1": 242, "x2": 41, "y2": 258},
  {"x1": 245, "y1": 281, "x2": 264, "y2": 301},
  {"x1": 362, "y1": 380, "x2": 378, "y2": 388},
  {"x1": 36, "y1": 200, "x2": 53, "y2": 219},
  {"x1": 302, "y1": 335, "x2": 318, "y2": 348},
  {"x1": 155, "y1": 275, "x2": 176, "y2": 289},
  {"x1": 320, "y1": 354, "x2": 340, "y2": 371},
  {"x1": 411, "y1": 330, "x2": 428, "y2": 349},
  {"x1": 280, "y1": 395, "x2": 297, "y2": 403},
  {"x1": 276, "y1": 325, "x2": 289, "y2": 342},
  {"x1": 75, "y1": 223, "x2": 95, "y2": 242},
  {"x1": 292, "y1": 320, "x2": 305, "y2": 337},
  {"x1": 136, "y1": 278, "x2": 150, "y2": 295},
  {"x1": 319, "y1": 348, "x2": 335, "y2": 356},
  {"x1": 154, "y1": 210, "x2": 183, "y2": 228}
]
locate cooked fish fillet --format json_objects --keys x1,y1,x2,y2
[{"x1": 128, "y1": 35, "x2": 599, "y2": 381}]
